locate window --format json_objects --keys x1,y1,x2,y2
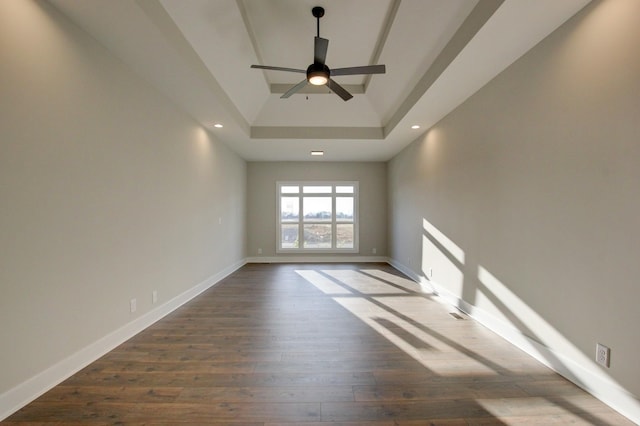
[{"x1": 277, "y1": 181, "x2": 358, "y2": 253}]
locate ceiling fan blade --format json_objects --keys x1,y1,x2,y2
[
  {"x1": 281, "y1": 79, "x2": 309, "y2": 98},
  {"x1": 331, "y1": 64, "x2": 386, "y2": 76},
  {"x1": 314, "y1": 37, "x2": 329, "y2": 65},
  {"x1": 251, "y1": 65, "x2": 305, "y2": 73},
  {"x1": 327, "y1": 78, "x2": 353, "y2": 101}
]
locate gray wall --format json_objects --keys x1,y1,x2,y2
[
  {"x1": 0, "y1": 1, "x2": 246, "y2": 394},
  {"x1": 247, "y1": 162, "x2": 387, "y2": 259},
  {"x1": 388, "y1": 0, "x2": 640, "y2": 400}
]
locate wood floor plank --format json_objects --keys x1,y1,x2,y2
[
  {"x1": 353, "y1": 381, "x2": 530, "y2": 402},
  {"x1": 8, "y1": 401, "x2": 321, "y2": 423},
  {"x1": 33, "y1": 385, "x2": 182, "y2": 404},
  {"x1": 5, "y1": 263, "x2": 633, "y2": 425},
  {"x1": 320, "y1": 399, "x2": 496, "y2": 422},
  {"x1": 176, "y1": 385, "x2": 354, "y2": 403},
  {"x1": 62, "y1": 371, "x2": 376, "y2": 388}
]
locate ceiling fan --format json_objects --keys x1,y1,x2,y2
[{"x1": 251, "y1": 6, "x2": 386, "y2": 101}]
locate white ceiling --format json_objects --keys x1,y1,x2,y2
[{"x1": 49, "y1": 0, "x2": 590, "y2": 161}]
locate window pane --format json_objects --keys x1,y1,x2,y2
[
  {"x1": 277, "y1": 181, "x2": 358, "y2": 253},
  {"x1": 281, "y1": 224, "x2": 299, "y2": 248},
  {"x1": 304, "y1": 224, "x2": 332, "y2": 248},
  {"x1": 336, "y1": 186, "x2": 354, "y2": 194},
  {"x1": 336, "y1": 197, "x2": 354, "y2": 221},
  {"x1": 337, "y1": 224, "x2": 354, "y2": 248},
  {"x1": 303, "y1": 197, "x2": 331, "y2": 221},
  {"x1": 281, "y1": 197, "x2": 299, "y2": 221},
  {"x1": 303, "y1": 186, "x2": 332, "y2": 194}
]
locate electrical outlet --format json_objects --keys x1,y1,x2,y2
[
  {"x1": 257, "y1": 248, "x2": 262, "y2": 254},
  {"x1": 372, "y1": 247, "x2": 377, "y2": 254},
  {"x1": 130, "y1": 298, "x2": 137, "y2": 313},
  {"x1": 152, "y1": 290, "x2": 158, "y2": 304},
  {"x1": 596, "y1": 343, "x2": 610, "y2": 368}
]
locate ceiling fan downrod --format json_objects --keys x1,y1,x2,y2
[{"x1": 312, "y1": 6, "x2": 324, "y2": 38}]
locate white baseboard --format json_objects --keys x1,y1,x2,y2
[
  {"x1": 0, "y1": 258, "x2": 246, "y2": 421},
  {"x1": 246, "y1": 255, "x2": 389, "y2": 263},
  {"x1": 387, "y1": 258, "x2": 438, "y2": 294},
  {"x1": 388, "y1": 258, "x2": 640, "y2": 425}
]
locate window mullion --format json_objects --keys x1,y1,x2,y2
[
  {"x1": 298, "y1": 186, "x2": 303, "y2": 250},
  {"x1": 332, "y1": 186, "x2": 337, "y2": 249}
]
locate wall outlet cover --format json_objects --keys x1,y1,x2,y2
[{"x1": 596, "y1": 343, "x2": 610, "y2": 368}]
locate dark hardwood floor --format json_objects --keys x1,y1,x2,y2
[{"x1": 4, "y1": 263, "x2": 633, "y2": 425}]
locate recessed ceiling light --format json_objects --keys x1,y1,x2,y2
[
  {"x1": 213, "y1": 123, "x2": 223, "y2": 128},
  {"x1": 311, "y1": 151, "x2": 324, "y2": 156},
  {"x1": 411, "y1": 125, "x2": 420, "y2": 129}
]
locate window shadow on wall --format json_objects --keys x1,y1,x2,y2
[{"x1": 417, "y1": 217, "x2": 623, "y2": 424}]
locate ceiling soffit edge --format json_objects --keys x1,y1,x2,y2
[
  {"x1": 137, "y1": 0, "x2": 250, "y2": 133},
  {"x1": 383, "y1": 0, "x2": 504, "y2": 138},
  {"x1": 251, "y1": 126, "x2": 383, "y2": 140},
  {"x1": 236, "y1": 0, "x2": 266, "y2": 89},
  {"x1": 363, "y1": 0, "x2": 401, "y2": 91}
]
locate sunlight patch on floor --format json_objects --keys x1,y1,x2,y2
[
  {"x1": 360, "y1": 269, "x2": 428, "y2": 293},
  {"x1": 322, "y1": 270, "x2": 408, "y2": 294},
  {"x1": 476, "y1": 395, "x2": 611, "y2": 424},
  {"x1": 294, "y1": 270, "x2": 352, "y2": 294}
]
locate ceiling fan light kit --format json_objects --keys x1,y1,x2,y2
[
  {"x1": 307, "y1": 63, "x2": 329, "y2": 86},
  {"x1": 251, "y1": 6, "x2": 386, "y2": 101}
]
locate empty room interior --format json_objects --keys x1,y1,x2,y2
[{"x1": 1, "y1": 0, "x2": 639, "y2": 424}]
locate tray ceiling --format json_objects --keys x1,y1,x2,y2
[{"x1": 49, "y1": 0, "x2": 590, "y2": 161}]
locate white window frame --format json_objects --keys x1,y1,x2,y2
[{"x1": 277, "y1": 181, "x2": 359, "y2": 253}]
